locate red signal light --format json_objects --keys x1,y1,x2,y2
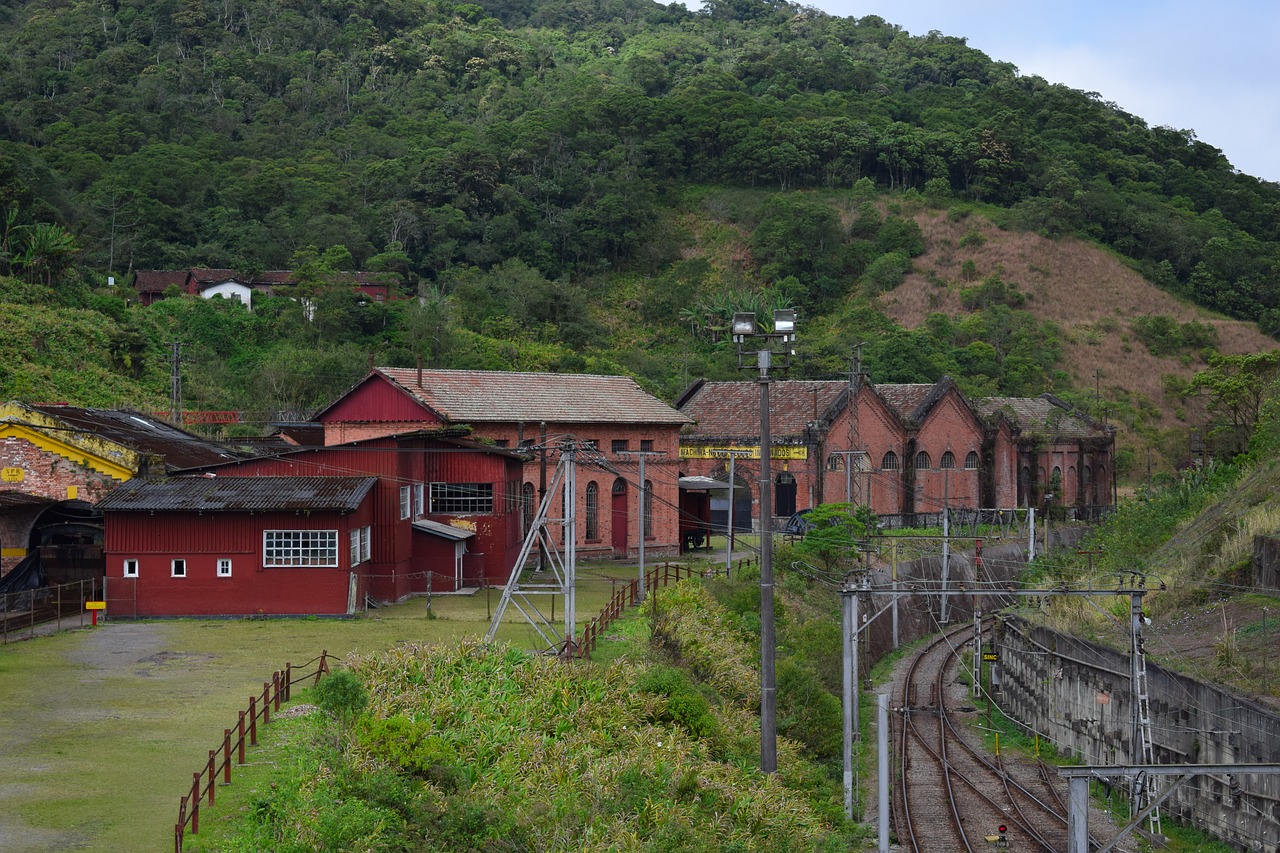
[{"x1": 998, "y1": 825, "x2": 1007, "y2": 834}]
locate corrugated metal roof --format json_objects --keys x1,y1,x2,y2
[
  {"x1": 973, "y1": 396, "x2": 1109, "y2": 440},
  {"x1": 96, "y1": 476, "x2": 376, "y2": 512},
  {"x1": 28, "y1": 405, "x2": 248, "y2": 470},
  {"x1": 412, "y1": 519, "x2": 475, "y2": 540},
  {"x1": 678, "y1": 380, "x2": 846, "y2": 440},
  {"x1": 377, "y1": 368, "x2": 691, "y2": 425},
  {"x1": 679, "y1": 476, "x2": 730, "y2": 490}
]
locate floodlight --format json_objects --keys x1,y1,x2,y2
[
  {"x1": 772, "y1": 308, "x2": 796, "y2": 334},
  {"x1": 732, "y1": 312, "x2": 757, "y2": 339}
]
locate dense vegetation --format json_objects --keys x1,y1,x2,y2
[
  {"x1": 198, "y1": 591, "x2": 862, "y2": 852},
  {"x1": 2, "y1": 0, "x2": 1278, "y2": 433}
]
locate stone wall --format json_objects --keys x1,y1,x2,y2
[{"x1": 997, "y1": 617, "x2": 1280, "y2": 852}]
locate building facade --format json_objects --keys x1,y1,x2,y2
[
  {"x1": 312, "y1": 368, "x2": 693, "y2": 560},
  {"x1": 676, "y1": 378, "x2": 1115, "y2": 530}
]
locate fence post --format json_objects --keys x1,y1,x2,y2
[
  {"x1": 262, "y1": 682, "x2": 271, "y2": 724},
  {"x1": 284, "y1": 662, "x2": 292, "y2": 702},
  {"x1": 316, "y1": 650, "x2": 329, "y2": 683},
  {"x1": 222, "y1": 729, "x2": 232, "y2": 784},
  {"x1": 237, "y1": 711, "x2": 247, "y2": 764},
  {"x1": 206, "y1": 751, "x2": 216, "y2": 805},
  {"x1": 248, "y1": 695, "x2": 258, "y2": 746},
  {"x1": 190, "y1": 773, "x2": 201, "y2": 834},
  {"x1": 272, "y1": 671, "x2": 281, "y2": 711}
]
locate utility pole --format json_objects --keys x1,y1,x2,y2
[
  {"x1": 169, "y1": 340, "x2": 183, "y2": 426},
  {"x1": 940, "y1": 467, "x2": 951, "y2": 623},
  {"x1": 732, "y1": 309, "x2": 796, "y2": 775},
  {"x1": 846, "y1": 343, "x2": 867, "y2": 506},
  {"x1": 619, "y1": 449, "x2": 663, "y2": 604}
]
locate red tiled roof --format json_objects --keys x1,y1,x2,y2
[
  {"x1": 679, "y1": 380, "x2": 847, "y2": 440},
  {"x1": 133, "y1": 270, "x2": 189, "y2": 293},
  {"x1": 377, "y1": 368, "x2": 691, "y2": 425}
]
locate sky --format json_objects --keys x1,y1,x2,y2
[{"x1": 806, "y1": 1, "x2": 1280, "y2": 183}]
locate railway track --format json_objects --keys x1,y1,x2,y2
[{"x1": 893, "y1": 622, "x2": 1116, "y2": 853}]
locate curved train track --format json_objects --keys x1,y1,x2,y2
[{"x1": 892, "y1": 622, "x2": 1113, "y2": 853}]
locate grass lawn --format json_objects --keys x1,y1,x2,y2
[{"x1": 0, "y1": 562, "x2": 655, "y2": 852}]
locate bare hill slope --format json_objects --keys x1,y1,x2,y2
[{"x1": 881, "y1": 210, "x2": 1276, "y2": 434}]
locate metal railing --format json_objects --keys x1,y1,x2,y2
[{"x1": 1, "y1": 578, "x2": 101, "y2": 643}]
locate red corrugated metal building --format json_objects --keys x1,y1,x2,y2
[{"x1": 101, "y1": 476, "x2": 377, "y2": 616}]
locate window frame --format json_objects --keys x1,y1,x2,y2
[
  {"x1": 171, "y1": 558, "x2": 187, "y2": 578},
  {"x1": 263, "y1": 530, "x2": 340, "y2": 568},
  {"x1": 123, "y1": 558, "x2": 139, "y2": 578},
  {"x1": 585, "y1": 481, "x2": 599, "y2": 540},
  {"x1": 965, "y1": 451, "x2": 980, "y2": 470},
  {"x1": 914, "y1": 451, "x2": 932, "y2": 470},
  {"x1": 881, "y1": 451, "x2": 899, "y2": 471},
  {"x1": 429, "y1": 482, "x2": 495, "y2": 514},
  {"x1": 217, "y1": 558, "x2": 232, "y2": 578},
  {"x1": 399, "y1": 485, "x2": 412, "y2": 520},
  {"x1": 940, "y1": 451, "x2": 956, "y2": 469}
]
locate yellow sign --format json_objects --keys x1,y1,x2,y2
[
  {"x1": 680, "y1": 445, "x2": 808, "y2": 461},
  {"x1": 85, "y1": 601, "x2": 106, "y2": 611},
  {"x1": 1, "y1": 467, "x2": 24, "y2": 483}
]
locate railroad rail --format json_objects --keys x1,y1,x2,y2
[{"x1": 893, "y1": 622, "x2": 1117, "y2": 852}]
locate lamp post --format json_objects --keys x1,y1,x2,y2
[{"x1": 733, "y1": 308, "x2": 797, "y2": 775}]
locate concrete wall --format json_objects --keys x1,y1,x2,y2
[{"x1": 997, "y1": 617, "x2": 1280, "y2": 852}]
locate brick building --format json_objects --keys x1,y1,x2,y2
[
  {"x1": 676, "y1": 378, "x2": 1115, "y2": 530},
  {"x1": 0, "y1": 402, "x2": 244, "y2": 579},
  {"x1": 312, "y1": 368, "x2": 693, "y2": 559}
]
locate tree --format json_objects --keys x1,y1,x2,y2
[
  {"x1": 1182, "y1": 351, "x2": 1280, "y2": 457},
  {"x1": 793, "y1": 502, "x2": 878, "y2": 574}
]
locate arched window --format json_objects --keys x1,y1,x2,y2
[
  {"x1": 643, "y1": 480, "x2": 653, "y2": 538},
  {"x1": 521, "y1": 482, "x2": 535, "y2": 535},
  {"x1": 1083, "y1": 465, "x2": 1092, "y2": 486},
  {"x1": 585, "y1": 482, "x2": 599, "y2": 540},
  {"x1": 914, "y1": 451, "x2": 931, "y2": 470},
  {"x1": 881, "y1": 451, "x2": 899, "y2": 471},
  {"x1": 940, "y1": 451, "x2": 956, "y2": 469},
  {"x1": 964, "y1": 451, "x2": 979, "y2": 470}
]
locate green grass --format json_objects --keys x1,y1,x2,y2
[{"x1": 0, "y1": 564, "x2": 651, "y2": 852}]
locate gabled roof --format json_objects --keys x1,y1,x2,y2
[
  {"x1": 24, "y1": 404, "x2": 248, "y2": 470},
  {"x1": 677, "y1": 380, "x2": 847, "y2": 441},
  {"x1": 972, "y1": 395, "x2": 1113, "y2": 441},
  {"x1": 371, "y1": 368, "x2": 691, "y2": 426},
  {"x1": 97, "y1": 476, "x2": 376, "y2": 512}
]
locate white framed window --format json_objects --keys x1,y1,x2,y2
[
  {"x1": 171, "y1": 558, "x2": 187, "y2": 578},
  {"x1": 123, "y1": 559, "x2": 139, "y2": 578},
  {"x1": 414, "y1": 483, "x2": 425, "y2": 518},
  {"x1": 429, "y1": 482, "x2": 494, "y2": 514},
  {"x1": 360, "y1": 526, "x2": 371, "y2": 562},
  {"x1": 400, "y1": 486, "x2": 412, "y2": 520},
  {"x1": 350, "y1": 529, "x2": 361, "y2": 565},
  {"x1": 217, "y1": 558, "x2": 232, "y2": 578},
  {"x1": 263, "y1": 530, "x2": 339, "y2": 567}
]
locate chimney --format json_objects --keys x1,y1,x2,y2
[{"x1": 417, "y1": 354, "x2": 423, "y2": 388}]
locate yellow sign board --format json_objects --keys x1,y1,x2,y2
[
  {"x1": 680, "y1": 445, "x2": 808, "y2": 461},
  {"x1": 85, "y1": 601, "x2": 106, "y2": 611},
  {"x1": 1, "y1": 467, "x2": 24, "y2": 483}
]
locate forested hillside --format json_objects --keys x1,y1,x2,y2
[{"x1": 2, "y1": 0, "x2": 1278, "y2": 471}]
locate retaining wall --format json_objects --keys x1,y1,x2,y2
[{"x1": 997, "y1": 617, "x2": 1280, "y2": 852}]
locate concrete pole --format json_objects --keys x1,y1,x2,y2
[
  {"x1": 940, "y1": 470, "x2": 951, "y2": 623},
  {"x1": 842, "y1": 583, "x2": 855, "y2": 820},
  {"x1": 758, "y1": 355, "x2": 777, "y2": 774},
  {"x1": 1068, "y1": 776, "x2": 1090, "y2": 853},
  {"x1": 726, "y1": 453, "x2": 736, "y2": 572},
  {"x1": 891, "y1": 539, "x2": 899, "y2": 649},
  {"x1": 637, "y1": 452, "x2": 646, "y2": 603},
  {"x1": 878, "y1": 693, "x2": 890, "y2": 853}
]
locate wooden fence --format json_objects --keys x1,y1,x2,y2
[
  {"x1": 575, "y1": 558, "x2": 757, "y2": 659},
  {"x1": 174, "y1": 651, "x2": 332, "y2": 853}
]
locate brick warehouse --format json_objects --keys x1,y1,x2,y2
[
  {"x1": 312, "y1": 368, "x2": 693, "y2": 560},
  {"x1": 676, "y1": 377, "x2": 1115, "y2": 530}
]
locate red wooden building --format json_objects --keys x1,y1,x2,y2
[{"x1": 312, "y1": 368, "x2": 693, "y2": 560}]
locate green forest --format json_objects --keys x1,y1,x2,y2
[{"x1": 2, "y1": 0, "x2": 1278, "y2": 439}]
